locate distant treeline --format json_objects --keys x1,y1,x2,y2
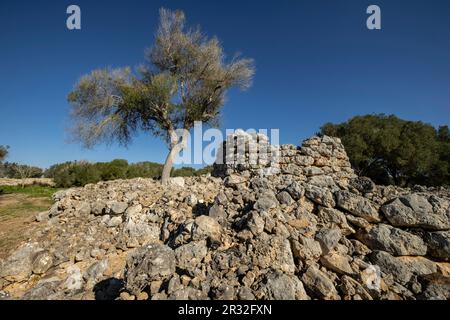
[
  {"x1": 0, "y1": 159, "x2": 212, "y2": 188},
  {"x1": 321, "y1": 114, "x2": 450, "y2": 187}
]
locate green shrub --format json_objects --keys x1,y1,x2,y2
[
  {"x1": 45, "y1": 159, "x2": 212, "y2": 188},
  {"x1": 320, "y1": 114, "x2": 449, "y2": 186}
]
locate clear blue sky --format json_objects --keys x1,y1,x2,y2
[{"x1": 1, "y1": 0, "x2": 449, "y2": 168}]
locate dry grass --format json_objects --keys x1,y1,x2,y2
[{"x1": 0, "y1": 193, "x2": 54, "y2": 259}]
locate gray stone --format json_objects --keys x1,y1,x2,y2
[
  {"x1": 254, "y1": 191, "x2": 279, "y2": 212},
  {"x1": 370, "y1": 251, "x2": 412, "y2": 285},
  {"x1": 0, "y1": 243, "x2": 40, "y2": 282},
  {"x1": 285, "y1": 181, "x2": 305, "y2": 200},
  {"x1": 84, "y1": 259, "x2": 108, "y2": 283},
  {"x1": 35, "y1": 211, "x2": 50, "y2": 222},
  {"x1": 125, "y1": 244, "x2": 176, "y2": 295},
  {"x1": 276, "y1": 191, "x2": 294, "y2": 206},
  {"x1": 291, "y1": 236, "x2": 322, "y2": 262},
  {"x1": 357, "y1": 224, "x2": 427, "y2": 256},
  {"x1": 315, "y1": 228, "x2": 341, "y2": 255},
  {"x1": 301, "y1": 266, "x2": 339, "y2": 299},
  {"x1": 317, "y1": 207, "x2": 355, "y2": 235},
  {"x1": 381, "y1": 194, "x2": 450, "y2": 230},
  {"x1": 64, "y1": 265, "x2": 84, "y2": 291},
  {"x1": 335, "y1": 191, "x2": 380, "y2": 222},
  {"x1": 110, "y1": 201, "x2": 128, "y2": 215},
  {"x1": 261, "y1": 271, "x2": 309, "y2": 300},
  {"x1": 174, "y1": 240, "x2": 208, "y2": 275},
  {"x1": 107, "y1": 216, "x2": 123, "y2": 228},
  {"x1": 350, "y1": 177, "x2": 376, "y2": 193},
  {"x1": 91, "y1": 200, "x2": 107, "y2": 215},
  {"x1": 424, "y1": 231, "x2": 450, "y2": 260},
  {"x1": 305, "y1": 184, "x2": 335, "y2": 208},
  {"x1": 76, "y1": 202, "x2": 91, "y2": 215}
]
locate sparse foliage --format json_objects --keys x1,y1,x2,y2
[
  {"x1": 68, "y1": 8, "x2": 255, "y2": 184},
  {"x1": 0, "y1": 145, "x2": 9, "y2": 163}
]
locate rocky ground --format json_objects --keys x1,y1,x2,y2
[{"x1": 0, "y1": 135, "x2": 449, "y2": 300}]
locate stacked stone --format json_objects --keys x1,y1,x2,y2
[
  {"x1": 1, "y1": 135, "x2": 449, "y2": 301},
  {"x1": 279, "y1": 136, "x2": 356, "y2": 187},
  {"x1": 212, "y1": 130, "x2": 281, "y2": 177},
  {"x1": 214, "y1": 133, "x2": 356, "y2": 187}
]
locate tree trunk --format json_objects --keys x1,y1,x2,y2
[
  {"x1": 161, "y1": 146, "x2": 179, "y2": 185},
  {"x1": 161, "y1": 130, "x2": 189, "y2": 185}
]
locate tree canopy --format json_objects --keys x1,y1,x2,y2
[
  {"x1": 68, "y1": 8, "x2": 254, "y2": 184},
  {"x1": 0, "y1": 145, "x2": 8, "y2": 162},
  {"x1": 320, "y1": 114, "x2": 449, "y2": 187}
]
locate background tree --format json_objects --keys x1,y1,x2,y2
[
  {"x1": 0, "y1": 145, "x2": 9, "y2": 162},
  {"x1": 68, "y1": 8, "x2": 255, "y2": 184},
  {"x1": 320, "y1": 114, "x2": 448, "y2": 186}
]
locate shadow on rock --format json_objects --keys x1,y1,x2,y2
[{"x1": 93, "y1": 278, "x2": 124, "y2": 300}]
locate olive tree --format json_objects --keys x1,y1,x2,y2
[{"x1": 68, "y1": 8, "x2": 255, "y2": 184}]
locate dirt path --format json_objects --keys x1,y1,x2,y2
[{"x1": 0, "y1": 194, "x2": 52, "y2": 259}]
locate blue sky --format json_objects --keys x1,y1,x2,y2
[{"x1": 1, "y1": 0, "x2": 449, "y2": 168}]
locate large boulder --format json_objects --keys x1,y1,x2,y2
[
  {"x1": 258, "y1": 271, "x2": 309, "y2": 300},
  {"x1": 335, "y1": 190, "x2": 381, "y2": 222},
  {"x1": 381, "y1": 194, "x2": 450, "y2": 230},
  {"x1": 424, "y1": 231, "x2": 450, "y2": 261},
  {"x1": 356, "y1": 224, "x2": 427, "y2": 256},
  {"x1": 124, "y1": 244, "x2": 176, "y2": 295}
]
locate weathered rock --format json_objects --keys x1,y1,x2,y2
[
  {"x1": 174, "y1": 240, "x2": 208, "y2": 276},
  {"x1": 254, "y1": 191, "x2": 279, "y2": 212},
  {"x1": 320, "y1": 252, "x2": 353, "y2": 275},
  {"x1": 335, "y1": 191, "x2": 380, "y2": 222},
  {"x1": 340, "y1": 275, "x2": 373, "y2": 300},
  {"x1": 31, "y1": 251, "x2": 53, "y2": 275},
  {"x1": 125, "y1": 244, "x2": 176, "y2": 295},
  {"x1": 356, "y1": 224, "x2": 427, "y2": 256},
  {"x1": 291, "y1": 236, "x2": 322, "y2": 262},
  {"x1": 276, "y1": 191, "x2": 294, "y2": 206},
  {"x1": 370, "y1": 251, "x2": 413, "y2": 285},
  {"x1": 0, "y1": 243, "x2": 40, "y2": 282},
  {"x1": 192, "y1": 215, "x2": 222, "y2": 243},
  {"x1": 109, "y1": 201, "x2": 128, "y2": 215},
  {"x1": 35, "y1": 211, "x2": 50, "y2": 222},
  {"x1": 258, "y1": 271, "x2": 309, "y2": 300},
  {"x1": 107, "y1": 216, "x2": 123, "y2": 228},
  {"x1": 304, "y1": 185, "x2": 335, "y2": 208},
  {"x1": 301, "y1": 266, "x2": 340, "y2": 300},
  {"x1": 315, "y1": 228, "x2": 341, "y2": 255},
  {"x1": 64, "y1": 265, "x2": 84, "y2": 291},
  {"x1": 381, "y1": 194, "x2": 450, "y2": 230},
  {"x1": 424, "y1": 231, "x2": 450, "y2": 260},
  {"x1": 285, "y1": 181, "x2": 305, "y2": 200},
  {"x1": 350, "y1": 177, "x2": 376, "y2": 193},
  {"x1": 2, "y1": 135, "x2": 449, "y2": 301},
  {"x1": 168, "y1": 177, "x2": 185, "y2": 188},
  {"x1": 317, "y1": 207, "x2": 355, "y2": 235}
]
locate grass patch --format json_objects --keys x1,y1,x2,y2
[
  {"x1": 0, "y1": 198, "x2": 53, "y2": 222},
  {"x1": 0, "y1": 185, "x2": 61, "y2": 198}
]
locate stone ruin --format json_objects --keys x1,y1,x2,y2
[{"x1": 0, "y1": 134, "x2": 449, "y2": 300}]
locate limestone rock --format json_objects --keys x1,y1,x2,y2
[
  {"x1": 357, "y1": 224, "x2": 427, "y2": 256},
  {"x1": 335, "y1": 190, "x2": 380, "y2": 222}
]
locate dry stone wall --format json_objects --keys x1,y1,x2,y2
[{"x1": 0, "y1": 135, "x2": 449, "y2": 300}]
